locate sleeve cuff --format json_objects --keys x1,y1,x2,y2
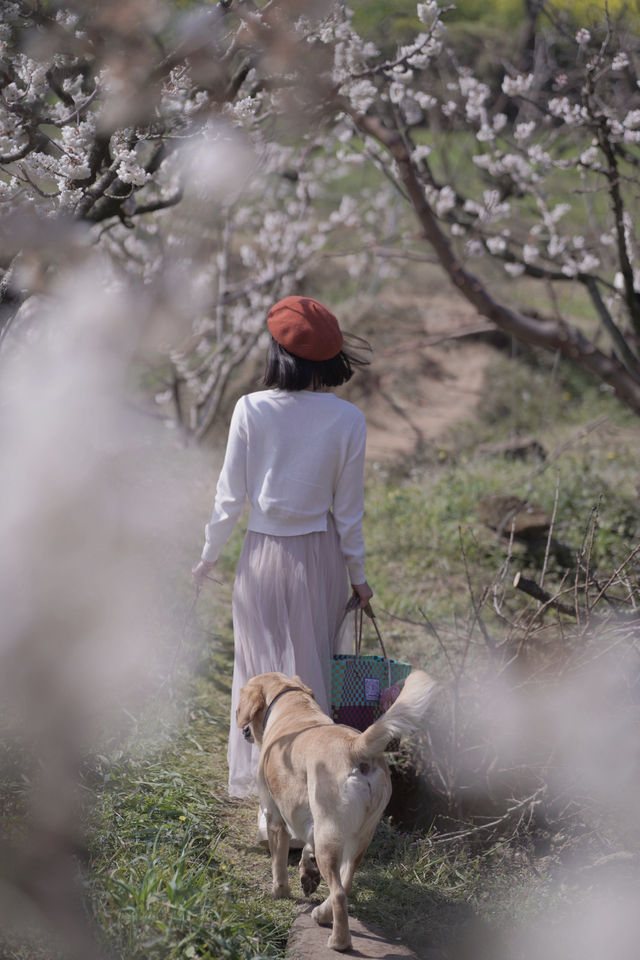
[
  {"x1": 347, "y1": 561, "x2": 366, "y2": 585},
  {"x1": 201, "y1": 533, "x2": 220, "y2": 564}
]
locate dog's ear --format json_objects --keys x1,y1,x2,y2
[
  {"x1": 291, "y1": 675, "x2": 314, "y2": 699},
  {"x1": 236, "y1": 683, "x2": 266, "y2": 729}
]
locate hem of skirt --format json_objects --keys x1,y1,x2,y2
[{"x1": 228, "y1": 781, "x2": 258, "y2": 798}]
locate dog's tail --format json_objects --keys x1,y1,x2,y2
[{"x1": 351, "y1": 670, "x2": 438, "y2": 761}]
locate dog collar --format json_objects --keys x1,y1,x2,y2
[{"x1": 262, "y1": 688, "x2": 298, "y2": 731}]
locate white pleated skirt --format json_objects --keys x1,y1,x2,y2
[{"x1": 227, "y1": 513, "x2": 350, "y2": 797}]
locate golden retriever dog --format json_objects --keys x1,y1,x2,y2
[{"x1": 236, "y1": 669, "x2": 437, "y2": 952}]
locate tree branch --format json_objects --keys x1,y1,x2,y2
[
  {"x1": 584, "y1": 275, "x2": 640, "y2": 378},
  {"x1": 131, "y1": 190, "x2": 184, "y2": 216},
  {"x1": 343, "y1": 103, "x2": 640, "y2": 417}
]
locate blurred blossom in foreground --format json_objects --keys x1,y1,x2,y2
[
  {"x1": 424, "y1": 631, "x2": 640, "y2": 960},
  {"x1": 0, "y1": 257, "x2": 187, "y2": 957},
  {"x1": 176, "y1": 122, "x2": 255, "y2": 206}
]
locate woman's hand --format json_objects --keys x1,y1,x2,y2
[
  {"x1": 191, "y1": 559, "x2": 217, "y2": 588},
  {"x1": 350, "y1": 580, "x2": 373, "y2": 609}
]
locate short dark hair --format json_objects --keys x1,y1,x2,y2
[{"x1": 262, "y1": 334, "x2": 371, "y2": 391}]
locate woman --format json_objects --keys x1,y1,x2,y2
[{"x1": 192, "y1": 295, "x2": 373, "y2": 800}]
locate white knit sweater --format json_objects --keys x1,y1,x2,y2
[{"x1": 201, "y1": 389, "x2": 367, "y2": 584}]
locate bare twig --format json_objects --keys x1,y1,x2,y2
[
  {"x1": 590, "y1": 542, "x2": 640, "y2": 610},
  {"x1": 493, "y1": 517, "x2": 516, "y2": 620},
  {"x1": 431, "y1": 788, "x2": 546, "y2": 844},
  {"x1": 540, "y1": 474, "x2": 560, "y2": 590},
  {"x1": 459, "y1": 527, "x2": 496, "y2": 656}
]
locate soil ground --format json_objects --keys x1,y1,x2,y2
[
  {"x1": 286, "y1": 906, "x2": 421, "y2": 960},
  {"x1": 340, "y1": 290, "x2": 494, "y2": 462}
]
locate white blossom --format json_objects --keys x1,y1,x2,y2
[
  {"x1": 523, "y1": 244, "x2": 538, "y2": 263},
  {"x1": 465, "y1": 238, "x2": 483, "y2": 256},
  {"x1": 547, "y1": 236, "x2": 566, "y2": 257},
  {"x1": 479, "y1": 189, "x2": 510, "y2": 221},
  {"x1": 389, "y1": 82, "x2": 407, "y2": 105},
  {"x1": 472, "y1": 153, "x2": 493, "y2": 170},
  {"x1": 407, "y1": 50, "x2": 430, "y2": 70},
  {"x1": 346, "y1": 79, "x2": 377, "y2": 113},
  {"x1": 549, "y1": 203, "x2": 571, "y2": 224},
  {"x1": 611, "y1": 53, "x2": 630, "y2": 71},
  {"x1": 502, "y1": 73, "x2": 534, "y2": 97},
  {"x1": 526, "y1": 144, "x2": 551, "y2": 168},
  {"x1": 492, "y1": 113, "x2": 508, "y2": 132},
  {"x1": 116, "y1": 151, "x2": 149, "y2": 187},
  {"x1": 500, "y1": 152, "x2": 532, "y2": 180},
  {"x1": 580, "y1": 146, "x2": 599, "y2": 166},
  {"x1": 412, "y1": 144, "x2": 432, "y2": 163},
  {"x1": 392, "y1": 65, "x2": 414, "y2": 81},
  {"x1": 329, "y1": 194, "x2": 360, "y2": 228},
  {"x1": 576, "y1": 28, "x2": 591, "y2": 46},
  {"x1": 4, "y1": 81, "x2": 22, "y2": 103},
  {"x1": 505, "y1": 262, "x2": 525, "y2": 277},
  {"x1": 577, "y1": 253, "x2": 600, "y2": 272},
  {"x1": 402, "y1": 96, "x2": 424, "y2": 126},
  {"x1": 57, "y1": 182, "x2": 84, "y2": 209},
  {"x1": 514, "y1": 121, "x2": 536, "y2": 142},
  {"x1": 415, "y1": 91, "x2": 437, "y2": 110},
  {"x1": 435, "y1": 185, "x2": 456, "y2": 216},
  {"x1": 476, "y1": 124, "x2": 495, "y2": 142},
  {"x1": 487, "y1": 235, "x2": 507, "y2": 254},
  {"x1": 460, "y1": 76, "x2": 489, "y2": 108},
  {"x1": 417, "y1": 1, "x2": 439, "y2": 24},
  {"x1": 548, "y1": 96, "x2": 586, "y2": 125},
  {"x1": 615, "y1": 269, "x2": 640, "y2": 294},
  {"x1": 337, "y1": 148, "x2": 365, "y2": 165}
]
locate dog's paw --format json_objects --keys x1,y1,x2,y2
[
  {"x1": 300, "y1": 862, "x2": 321, "y2": 896},
  {"x1": 311, "y1": 902, "x2": 332, "y2": 926},
  {"x1": 272, "y1": 882, "x2": 292, "y2": 899},
  {"x1": 327, "y1": 931, "x2": 352, "y2": 952}
]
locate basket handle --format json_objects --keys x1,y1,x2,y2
[{"x1": 353, "y1": 604, "x2": 391, "y2": 687}]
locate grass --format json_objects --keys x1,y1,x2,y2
[
  {"x1": 83, "y1": 616, "x2": 297, "y2": 960},
  {"x1": 363, "y1": 347, "x2": 639, "y2": 624},
  {"x1": 87, "y1": 760, "x2": 292, "y2": 959}
]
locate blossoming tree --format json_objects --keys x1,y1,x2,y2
[
  {"x1": 2, "y1": 0, "x2": 640, "y2": 434},
  {"x1": 313, "y1": 0, "x2": 640, "y2": 413}
]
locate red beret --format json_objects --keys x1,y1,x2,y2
[{"x1": 267, "y1": 296, "x2": 343, "y2": 362}]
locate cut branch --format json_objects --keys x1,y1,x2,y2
[{"x1": 513, "y1": 572, "x2": 576, "y2": 617}]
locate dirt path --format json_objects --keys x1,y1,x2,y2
[
  {"x1": 287, "y1": 906, "x2": 421, "y2": 960},
  {"x1": 342, "y1": 291, "x2": 495, "y2": 461}
]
